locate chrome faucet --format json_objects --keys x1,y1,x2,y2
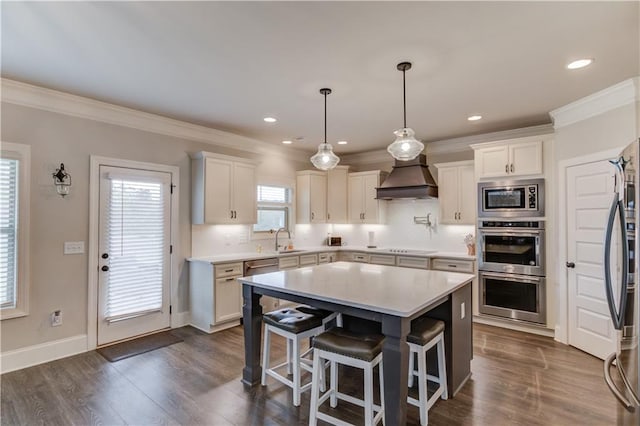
[{"x1": 275, "y1": 227, "x2": 290, "y2": 252}]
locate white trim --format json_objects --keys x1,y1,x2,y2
[
  {"x1": 433, "y1": 160, "x2": 474, "y2": 169},
  {"x1": 469, "y1": 132, "x2": 553, "y2": 151},
  {"x1": 1, "y1": 78, "x2": 309, "y2": 164},
  {"x1": 473, "y1": 316, "x2": 554, "y2": 338},
  {"x1": 340, "y1": 149, "x2": 392, "y2": 166},
  {"x1": 87, "y1": 156, "x2": 180, "y2": 350},
  {"x1": 555, "y1": 147, "x2": 624, "y2": 344},
  {"x1": 0, "y1": 334, "x2": 87, "y2": 374},
  {"x1": 0, "y1": 142, "x2": 31, "y2": 320},
  {"x1": 550, "y1": 78, "x2": 639, "y2": 129}
]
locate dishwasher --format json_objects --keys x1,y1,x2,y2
[{"x1": 243, "y1": 258, "x2": 280, "y2": 313}]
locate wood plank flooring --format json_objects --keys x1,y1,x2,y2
[{"x1": 1, "y1": 324, "x2": 623, "y2": 425}]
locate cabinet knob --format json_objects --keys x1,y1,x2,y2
[
  {"x1": 505, "y1": 164, "x2": 509, "y2": 173},
  {"x1": 510, "y1": 164, "x2": 514, "y2": 173},
  {"x1": 311, "y1": 212, "x2": 315, "y2": 220},
  {"x1": 230, "y1": 210, "x2": 234, "y2": 219}
]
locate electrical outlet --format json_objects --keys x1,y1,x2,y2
[
  {"x1": 51, "y1": 310, "x2": 62, "y2": 326},
  {"x1": 461, "y1": 302, "x2": 466, "y2": 319},
  {"x1": 64, "y1": 241, "x2": 85, "y2": 255}
]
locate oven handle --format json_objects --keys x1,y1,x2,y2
[
  {"x1": 479, "y1": 271, "x2": 543, "y2": 284},
  {"x1": 478, "y1": 230, "x2": 543, "y2": 238}
]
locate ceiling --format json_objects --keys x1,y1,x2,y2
[{"x1": 2, "y1": 2, "x2": 638, "y2": 155}]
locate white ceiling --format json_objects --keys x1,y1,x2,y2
[{"x1": 2, "y1": 2, "x2": 638, "y2": 154}]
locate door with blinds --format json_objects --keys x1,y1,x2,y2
[{"x1": 97, "y1": 166, "x2": 172, "y2": 346}]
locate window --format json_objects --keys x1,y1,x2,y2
[
  {"x1": 1, "y1": 142, "x2": 30, "y2": 319},
  {"x1": 253, "y1": 185, "x2": 291, "y2": 233}
]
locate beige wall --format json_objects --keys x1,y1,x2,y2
[{"x1": 0, "y1": 102, "x2": 307, "y2": 352}]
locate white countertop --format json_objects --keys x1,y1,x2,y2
[
  {"x1": 237, "y1": 261, "x2": 474, "y2": 317},
  {"x1": 188, "y1": 246, "x2": 475, "y2": 264}
]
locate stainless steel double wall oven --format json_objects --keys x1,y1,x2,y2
[{"x1": 477, "y1": 179, "x2": 546, "y2": 325}]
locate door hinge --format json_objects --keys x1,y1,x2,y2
[
  {"x1": 169, "y1": 305, "x2": 172, "y2": 314},
  {"x1": 170, "y1": 245, "x2": 173, "y2": 254}
]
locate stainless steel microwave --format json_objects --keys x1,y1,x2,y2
[{"x1": 478, "y1": 179, "x2": 545, "y2": 218}]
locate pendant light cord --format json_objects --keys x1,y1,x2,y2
[
  {"x1": 402, "y1": 68, "x2": 407, "y2": 129},
  {"x1": 324, "y1": 91, "x2": 327, "y2": 143}
]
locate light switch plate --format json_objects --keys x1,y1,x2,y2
[
  {"x1": 461, "y1": 302, "x2": 466, "y2": 319},
  {"x1": 64, "y1": 241, "x2": 85, "y2": 255}
]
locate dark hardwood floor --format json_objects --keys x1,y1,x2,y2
[{"x1": 1, "y1": 323, "x2": 622, "y2": 425}]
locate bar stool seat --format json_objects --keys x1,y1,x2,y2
[
  {"x1": 407, "y1": 317, "x2": 447, "y2": 426},
  {"x1": 309, "y1": 328, "x2": 385, "y2": 426},
  {"x1": 296, "y1": 305, "x2": 344, "y2": 328},
  {"x1": 261, "y1": 307, "x2": 327, "y2": 407}
]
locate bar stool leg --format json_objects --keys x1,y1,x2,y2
[
  {"x1": 261, "y1": 325, "x2": 271, "y2": 386},
  {"x1": 330, "y1": 360, "x2": 338, "y2": 408},
  {"x1": 292, "y1": 335, "x2": 302, "y2": 406},
  {"x1": 286, "y1": 338, "x2": 293, "y2": 375},
  {"x1": 417, "y1": 346, "x2": 428, "y2": 426},
  {"x1": 408, "y1": 350, "x2": 415, "y2": 387},
  {"x1": 379, "y1": 361, "x2": 385, "y2": 426},
  {"x1": 364, "y1": 363, "x2": 374, "y2": 426},
  {"x1": 437, "y1": 336, "x2": 448, "y2": 400},
  {"x1": 309, "y1": 353, "x2": 322, "y2": 426}
]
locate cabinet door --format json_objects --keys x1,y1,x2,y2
[
  {"x1": 348, "y1": 175, "x2": 364, "y2": 223},
  {"x1": 232, "y1": 163, "x2": 257, "y2": 224},
  {"x1": 309, "y1": 174, "x2": 327, "y2": 223},
  {"x1": 457, "y1": 164, "x2": 476, "y2": 225},
  {"x1": 509, "y1": 141, "x2": 542, "y2": 176},
  {"x1": 476, "y1": 145, "x2": 509, "y2": 179},
  {"x1": 363, "y1": 173, "x2": 380, "y2": 224},
  {"x1": 327, "y1": 168, "x2": 348, "y2": 223},
  {"x1": 437, "y1": 167, "x2": 459, "y2": 224},
  {"x1": 214, "y1": 276, "x2": 242, "y2": 323},
  {"x1": 204, "y1": 158, "x2": 233, "y2": 223}
]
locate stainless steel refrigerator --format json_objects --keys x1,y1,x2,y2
[{"x1": 604, "y1": 139, "x2": 640, "y2": 424}]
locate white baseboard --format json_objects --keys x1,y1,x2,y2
[
  {"x1": 473, "y1": 315, "x2": 555, "y2": 338},
  {"x1": 1, "y1": 334, "x2": 87, "y2": 374},
  {"x1": 171, "y1": 311, "x2": 191, "y2": 328}
]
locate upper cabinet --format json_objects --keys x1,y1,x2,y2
[
  {"x1": 435, "y1": 161, "x2": 475, "y2": 225},
  {"x1": 192, "y1": 152, "x2": 257, "y2": 225},
  {"x1": 471, "y1": 139, "x2": 543, "y2": 179},
  {"x1": 348, "y1": 171, "x2": 388, "y2": 224},
  {"x1": 297, "y1": 171, "x2": 327, "y2": 224},
  {"x1": 327, "y1": 166, "x2": 349, "y2": 224}
]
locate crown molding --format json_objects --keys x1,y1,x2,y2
[
  {"x1": 427, "y1": 124, "x2": 554, "y2": 154},
  {"x1": 550, "y1": 77, "x2": 639, "y2": 129},
  {"x1": 1, "y1": 78, "x2": 310, "y2": 163}
]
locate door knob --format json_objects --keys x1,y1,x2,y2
[
  {"x1": 101, "y1": 265, "x2": 110, "y2": 272},
  {"x1": 566, "y1": 262, "x2": 576, "y2": 268}
]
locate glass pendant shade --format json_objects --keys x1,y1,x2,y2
[
  {"x1": 387, "y1": 127, "x2": 424, "y2": 161},
  {"x1": 310, "y1": 143, "x2": 340, "y2": 170}
]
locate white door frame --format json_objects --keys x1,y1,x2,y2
[
  {"x1": 555, "y1": 146, "x2": 625, "y2": 344},
  {"x1": 87, "y1": 156, "x2": 179, "y2": 350}
]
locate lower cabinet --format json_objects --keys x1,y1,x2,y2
[
  {"x1": 396, "y1": 256, "x2": 430, "y2": 269},
  {"x1": 189, "y1": 261, "x2": 243, "y2": 333},
  {"x1": 431, "y1": 257, "x2": 478, "y2": 316}
]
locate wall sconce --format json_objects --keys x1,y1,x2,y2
[{"x1": 52, "y1": 163, "x2": 71, "y2": 197}]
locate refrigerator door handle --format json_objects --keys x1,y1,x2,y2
[
  {"x1": 604, "y1": 352, "x2": 635, "y2": 411},
  {"x1": 604, "y1": 193, "x2": 629, "y2": 330},
  {"x1": 616, "y1": 353, "x2": 640, "y2": 406}
]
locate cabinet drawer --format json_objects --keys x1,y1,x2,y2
[
  {"x1": 338, "y1": 252, "x2": 354, "y2": 262},
  {"x1": 299, "y1": 254, "x2": 318, "y2": 266},
  {"x1": 431, "y1": 258, "x2": 474, "y2": 273},
  {"x1": 351, "y1": 253, "x2": 370, "y2": 263},
  {"x1": 396, "y1": 256, "x2": 429, "y2": 270},
  {"x1": 214, "y1": 262, "x2": 243, "y2": 278},
  {"x1": 318, "y1": 253, "x2": 330, "y2": 263},
  {"x1": 279, "y1": 256, "x2": 299, "y2": 269},
  {"x1": 369, "y1": 254, "x2": 396, "y2": 266}
]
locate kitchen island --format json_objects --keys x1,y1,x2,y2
[{"x1": 238, "y1": 261, "x2": 474, "y2": 425}]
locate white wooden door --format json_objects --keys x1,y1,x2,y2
[
  {"x1": 509, "y1": 141, "x2": 543, "y2": 177},
  {"x1": 348, "y1": 175, "x2": 364, "y2": 223},
  {"x1": 97, "y1": 166, "x2": 172, "y2": 345},
  {"x1": 457, "y1": 164, "x2": 476, "y2": 224},
  {"x1": 232, "y1": 162, "x2": 256, "y2": 224},
  {"x1": 204, "y1": 157, "x2": 232, "y2": 223},
  {"x1": 437, "y1": 166, "x2": 459, "y2": 224},
  {"x1": 309, "y1": 174, "x2": 327, "y2": 223},
  {"x1": 567, "y1": 160, "x2": 618, "y2": 359},
  {"x1": 476, "y1": 145, "x2": 509, "y2": 178},
  {"x1": 363, "y1": 173, "x2": 379, "y2": 224},
  {"x1": 327, "y1": 167, "x2": 348, "y2": 223}
]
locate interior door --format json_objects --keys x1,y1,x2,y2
[
  {"x1": 97, "y1": 166, "x2": 172, "y2": 346},
  {"x1": 567, "y1": 160, "x2": 618, "y2": 359}
]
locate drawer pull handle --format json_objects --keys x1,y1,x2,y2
[
  {"x1": 448, "y1": 264, "x2": 457, "y2": 268},
  {"x1": 225, "y1": 269, "x2": 234, "y2": 272},
  {"x1": 225, "y1": 277, "x2": 235, "y2": 282}
]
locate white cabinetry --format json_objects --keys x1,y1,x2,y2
[
  {"x1": 192, "y1": 152, "x2": 257, "y2": 224},
  {"x1": 327, "y1": 166, "x2": 349, "y2": 223},
  {"x1": 189, "y1": 261, "x2": 243, "y2": 333},
  {"x1": 296, "y1": 171, "x2": 327, "y2": 224},
  {"x1": 431, "y1": 257, "x2": 478, "y2": 315},
  {"x1": 435, "y1": 161, "x2": 475, "y2": 225},
  {"x1": 472, "y1": 139, "x2": 543, "y2": 179},
  {"x1": 348, "y1": 171, "x2": 388, "y2": 224}
]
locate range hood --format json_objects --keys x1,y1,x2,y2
[{"x1": 376, "y1": 154, "x2": 438, "y2": 199}]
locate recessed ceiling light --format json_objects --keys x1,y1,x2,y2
[
  {"x1": 263, "y1": 117, "x2": 277, "y2": 123},
  {"x1": 467, "y1": 115, "x2": 482, "y2": 121},
  {"x1": 282, "y1": 140, "x2": 292, "y2": 144},
  {"x1": 567, "y1": 58, "x2": 593, "y2": 70},
  {"x1": 337, "y1": 141, "x2": 348, "y2": 145}
]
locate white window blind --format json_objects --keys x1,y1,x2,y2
[
  {"x1": 0, "y1": 158, "x2": 18, "y2": 309},
  {"x1": 105, "y1": 178, "x2": 166, "y2": 320},
  {"x1": 254, "y1": 185, "x2": 291, "y2": 233},
  {"x1": 257, "y1": 185, "x2": 289, "y2": 203}
]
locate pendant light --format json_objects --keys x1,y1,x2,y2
[
  {"x1": 387, "y1": 62, "x2": 425, "y2": 161},
  {"x1": 310, "y1": 88, "x2": 340, "y2": 170}
]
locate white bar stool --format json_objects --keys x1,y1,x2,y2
[
  {"x1": 407, "y1": 317, "x2": 448, "y2": 426},
  {"x1": 308, "y1": 327, "x2": 385, "y2": 426},
  {"x1": 261, "y1": 307, "x2": 327, "y2": 406}
]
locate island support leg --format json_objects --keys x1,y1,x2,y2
[
  {"x1": 242, "y1": 284, "x2": 263, "y2": 386},
  {"x1": 381, "y1": 314, "x2": 410, "y2": 425}
]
